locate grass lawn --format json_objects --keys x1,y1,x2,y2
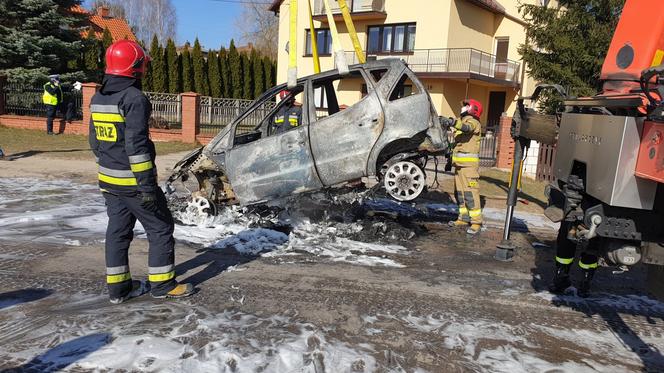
[
  {"x1": 432, "y1": 167, "x2": 549, "y2": 213},
  {"x1": 0, "y1": 125, "x2": 200, "y2": 160}
]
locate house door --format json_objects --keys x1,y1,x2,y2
[{"x1": 487, "y1": 91, "x2": 506, "y2": 130}]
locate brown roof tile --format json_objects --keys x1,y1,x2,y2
[{"x1": 72, "y1": 5, "x2": 137, "y2": 42}]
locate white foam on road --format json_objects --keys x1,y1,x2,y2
[
  {"x1": 366, "y1": 312, "x2": 659, "y2": 372},
  {"x1": 1, "y1": 295, "x2": 376, "y2": 372}
]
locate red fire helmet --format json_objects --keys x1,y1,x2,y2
[
  {"x1": 463, "y1": 98, "x2": 483, "y2": 118},
  {"x1": 105, "y1": 40, "x2": 150, "y2": 79}
]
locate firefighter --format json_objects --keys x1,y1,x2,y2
[
  {"x1": 89, "y1": 40, "x2": 194, "y2": 304},
  {"x1": 43, "y1": 74, "x2": 63, "y2": 135},
  {"x1": 550, "y1": 222, "x2": 598, "y2": 297},
  {"x1": 448, "y1": 99, "x2": 483, "y2": 235},
  {"x1": 272, "y1": 90, "x2": 302, "y2": 134}
]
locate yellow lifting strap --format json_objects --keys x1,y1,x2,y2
[
  {"x1": 321, "y1": 0, "x2": 349, "y2": 75},
  {"x1": 307, "y1": 0, "x2": 321, "y2": 73},
  {"x1": 287, "y1": 0, "x2": 299, "y2": 88},
  {"x1": 336, "y1": 0, "x2": 365, "y2": 64}
]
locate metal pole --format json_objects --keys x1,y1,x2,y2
[{"x1": 495, "y1": 136, "x2": 527, "y2": 261}]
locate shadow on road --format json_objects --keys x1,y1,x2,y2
[
  {"x1": 0, "y1": 288, "x2": 54, "y2": 310},
  {"x1": 529, "y1": 233, "x2": 664, "y2": 372},
  {"x1": 5, "y1": 149, "x2": 89, "y2": 161},
  {"x1": 175, "y1": 249, "x2": 257, "y2": 286},
  {"x1": 1, "y1": 333, "x2": 111, "y2": 373}
]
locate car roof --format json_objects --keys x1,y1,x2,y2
[{"x1": 271, "y1": 59, "x2": 406, "y2": 91}]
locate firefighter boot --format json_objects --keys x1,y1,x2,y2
[
  {"x1": 110, "y1": 279, "x2": 150, "y2": 304},
  {"x1": 577, "y1": 268, "x2": 596, "y2": 298},
  {"x1": 448, "y1": 219, "x2": 468, "y2": 227},
  {"x1": 152, "y1": 283, "x2": 195, "y2": 299},
  {"x1": 549, "y1": 263, "x2": 572, "y2": 294},
  {"x1": 466, "y1": 224, "x2": 482, "y2": 235}
]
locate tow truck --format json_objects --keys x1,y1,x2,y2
[{"x1": 497, "y1": 0, "x2": 664, "y2": 285}]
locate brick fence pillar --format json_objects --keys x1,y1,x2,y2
[
  {"x1": 495, "y1": 114, "x2": 515, "y2": 169},
  {"x1": 0, "y1": 75, "x2": 6, "y2": 115},
  {"x1": 180, "y1": 92, "x2": 200, "y2": 143},
  {"x1": 81, "y1": 82, "x2": 100, "y2": 134}
]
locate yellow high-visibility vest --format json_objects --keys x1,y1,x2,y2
[{"x1": 42, "y1": 83, "x2": 61, "y2": 105}]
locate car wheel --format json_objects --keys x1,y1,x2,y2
[{"x1": 383, "y1": 161, "x2": 426, "y2": 201}]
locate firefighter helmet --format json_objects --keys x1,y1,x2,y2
[
  {"x1": 279, "y1": 90, "x2": 292, "y2": 100},
  {"x1": 462, "y1": 99, "x2": 483, "y2": 119},
  {"x1": 105, "y1": 40, "x2": 150, "y2": 79}
]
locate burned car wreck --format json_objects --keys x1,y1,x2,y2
[{"x1": 166, "y1": 59, "x2": 449, "y2": 211}]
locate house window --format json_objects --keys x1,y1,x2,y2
[
  {"x1": 367, "y1": 23, "x2": 416, "y2": 54},
  {"x1": 495, "y1": 37, "x2": 509, "y2": 63},
  {"x1": 305, "y1": 28, "x2": 333, "y2": 55}
]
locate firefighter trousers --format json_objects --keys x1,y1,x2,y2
[
  {"x1": 103, "y1": 189, "x2": 177, "y2": 298},
  {"x1": 555, "y1": 221, "x2": 599, "y2": 270},
  {"x1": 454, "y1": 165, "x2": 482, "y2": 224}
]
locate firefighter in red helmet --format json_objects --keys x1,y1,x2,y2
[
  {"x1": 448, "y1": 99, "x2": 484, "y2": 235},
  {"x1": 89, "y1": 40, "x2": 194, "y2": 303}
]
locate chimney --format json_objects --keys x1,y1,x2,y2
[{"x1": 97, "y1": 6, "x2": 110, "y2": 18}]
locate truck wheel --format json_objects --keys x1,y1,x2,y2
[{"x1": 383, "y1": 161, "x2": 426, "y2": 201}]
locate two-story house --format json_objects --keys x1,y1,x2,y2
[{"x1": 268, "y1": 0, "x2": 552, "y2": 128}]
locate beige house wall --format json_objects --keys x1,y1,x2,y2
[{"x1": 274, "y1": 0, "x2": 548, "y2": 122}]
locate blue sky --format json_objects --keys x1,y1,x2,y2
[{"x1": 83, "y1": 0, "x2": 249, "y2": 49}]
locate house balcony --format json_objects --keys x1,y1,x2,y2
[
  {"x1": 339, "y1": 48, "x2": 521, "y2": 87},
  {"x1": 313, "y1": 0, "x2": 386, "y2": 22}
]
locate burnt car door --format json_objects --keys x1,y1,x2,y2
[
  {"x1": 224, "y1": 82, "x2": 323, "y2": 204},
  {"x1": 308, "y1": 68, "x2": 384, "y2": 186}
]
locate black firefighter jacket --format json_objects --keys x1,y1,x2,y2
[{"x1": 88, "y1": 76, "x2": 157, "y2": 196}]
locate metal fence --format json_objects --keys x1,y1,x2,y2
[
  {"x1": 344, "y1": 48, "x2": 521, "y2": 84},
  {"x1": 145, "y1": 92, "x2": 181, "y2": 129},
  {"x1": 479, "y1": 127, "x2": 497, "y2": 167},
  {"x1": 2, "y1": 83, "x2": 83, "y2": 119},
  {"x1": 199, "y1": 96, "x2": 276, "y2": 136}
]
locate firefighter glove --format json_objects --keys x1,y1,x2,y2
[{"x1": 140, "y1": 191, "x2": 158, "y2": 211}]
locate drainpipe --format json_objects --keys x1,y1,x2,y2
[{"x1": 464, "y1": 78, "x2": 470, "y2": 99}]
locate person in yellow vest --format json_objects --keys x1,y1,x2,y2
[
  {"x1": 448, "y1": 99, "x2": 484, "y2": 235},
  {"x1": 43, "y1": 74, "x2": 63, "y2": 135}
]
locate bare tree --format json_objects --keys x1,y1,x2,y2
[
  {"x1": 235, "y1": 3, "x2": 279, "y2": 59},
  {"x1": 93, "y1": 0, "x2": 177, "y2": 44}
]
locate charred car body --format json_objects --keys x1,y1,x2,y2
[{"x1": 166, "y1": 59, "x2": 449, "y2": 210}]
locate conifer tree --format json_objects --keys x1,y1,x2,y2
[
  {"x1": 181, "y1": 45, "x2": 194, "y2": 92},
  {"x1": 263, "y1": 56, "x2": 275, "y2": 90},
  {"x1": 83, "y1": 28, "x2": 103, "y2": 82},
  {"x1": 219, "y1": 47, "x2": 230, "y2": 98},
  {"x1": 208, "y1": 50, "x2": 222, "y2": 97},
  {"x1": 149, "y1": 35, "x2": 167, "y2": 92},
  {"x1": 165, "y1": 38, "x2": 180, "y2": 93},
  {"x1": 251, "y1": 50, "x2": 264, "y2": 98},
  {"x1": 101, "y1": 27, "x2": 113, "y2": 49},
  {"x1": 0, "y1": 0, "x2": 87, "y2": 83},
  {"x1": 228, "y1": 40, "x2": 243, "y2": 99},
  {"x1": 191, "y1": 38, "x2": 209, "y2": 95},
  {"x1": 140, "y1": 39, "x2": 152, "y2": 91},
  {"x1": 241, "y1": 52, "x2": 253, "y2": 100},
  {"x1": 519, "y1": 0, "x2": 624, "y2": 111}
]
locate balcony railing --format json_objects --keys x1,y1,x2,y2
[
  {"x1": 313, "y1": 0, "x2": 385, "y2": 16},
  {"x1": 341, "y1": 48, "x2": 521, "y2": 84}
]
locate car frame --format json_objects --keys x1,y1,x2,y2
[{"x1": 166, "y1": 59, "x2": 449, "y2": 209}]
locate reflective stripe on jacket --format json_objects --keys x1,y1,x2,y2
[
  {"x1": 89, "y1": 83, "x2": 157, "y2": 195},
  {"x1": 453, "y1": 115, "x2": 481, "y2": 167}
]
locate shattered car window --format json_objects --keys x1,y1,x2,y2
[
  {"x1": 232, "y1": 86, "x2": 306, "y2": 146},
  {"x1": 389, "y1": 73, "x2": 421, "y2": 101},
  {"x1": 312, "y1": 70, "x2": 370, "y2": 119}
]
